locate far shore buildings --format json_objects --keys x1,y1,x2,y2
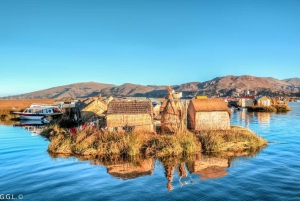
[
  {"x1": 239, "y1": 96, "x2": 255, "y2": 107},
  {"x1": 255, "y1": 96, "x2": 271, "y2": 107}
]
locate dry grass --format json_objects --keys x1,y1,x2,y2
[
  {"x1": 195, "y1": 125, "x2": 267, "y2": 153},
  {"x1": 247, "y1": 105, "x2": 291, "y2": 112},
  {"x1": 42, "y1": 123, "x2": 201, "y2": 157},
  {"x1": 42, "y1": 125, "x2": 152, "y2": 157},
  {"x1": 0, "y1": 99, "x2": 55, "y2": 110},
  {"x1": 273, "y1": 104, "x2": 291, "y2": 112},
  {"x1": 41, "y1": 123, "x2": 267, "y2": 158}
]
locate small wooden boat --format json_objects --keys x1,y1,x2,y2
[{"x1": 13, "y1": 103, "x2": 63, "y2": 120}]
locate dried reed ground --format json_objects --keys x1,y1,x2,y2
[
  {"x1": 196, "y1": 125, "x2": 267, "y2": 152},
  {"x1": 41, "y1": 123, "x2": 267, "y2": 157},
  {"x1": 41, "y1": 124, "x2": 201, "y2": 157}
]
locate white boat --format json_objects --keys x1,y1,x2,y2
[{"x1": 13, "y1": 103, "x2": 63, "y2": 120}]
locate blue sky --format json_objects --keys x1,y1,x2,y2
[{"x1": 0, "y1": 0, "x2": 300, "y2": 96}]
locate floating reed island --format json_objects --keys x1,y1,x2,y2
[
  {"x1": 41, "y1": 123, "x2": 267, "y2": 158},
  {"x1": 240, "y1": 96, "x2": 292, "y2": 112},
  {"x1": 41, "y1": 89, "x2": 267, "y2": 158},
  {"x1": 247, "y1": 104, "x2": 291, "y2": 112}
]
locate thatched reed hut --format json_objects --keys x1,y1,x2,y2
[
  {"x1": 81, "y1": 98, "x2": 108, "y2": 122},
  {"x1": 239, "y1": 96, "x2": 255, "y2": 107},
  {"x1": 255, "y1": 96, "x2": 271, "y2": 106},
  {"x1": 160, "y1": 86, "x2": 191, "y2": 133},
  {"x1": 160, "y1": 100, "x2": 184, "y2": 133},
  {"x1": 187, "y1": 98, "x2": 230, "y2": 131},
  {"x1": 106, "y1": 100, "x2": 154, "y2": 132}
]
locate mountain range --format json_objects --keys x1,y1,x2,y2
[{"x1": 2, "y1": 75, "x2": 300, "y2": 99}]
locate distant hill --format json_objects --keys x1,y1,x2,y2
[
  {"x1": 1, "y1": 75, "x2": 300, "y2": 99},
  {"x1": 194, "y1": 75, "x2": 297, "y2": 97},
  {"x1": 283, "y1": 78, "x2": 300, "y2": 87},
  {"x1": 2, "y1": 82, "x2": 116, "y2": 99}
]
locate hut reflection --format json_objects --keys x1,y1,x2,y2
[
  {"x1": 164, "y1": 165, "x2": 175, "y2": 191},
  {"x1": 256, "y1": 112, "x2": 271, "y2": 127},
  {"x1": 160, "y1": 154, "x2": 230, "y2": 191},
  {"x1": 178, "y1": 163, "x2": 188, "y2": 187},
  {"x1": 237, "y1": 110, "x2": 251, "y2": 128},
  {"x1": 48, "y1": 148, "x2": 265, "y2": 191},
  {"x1": 48, "y1": 154, "x2": 155, "y2": 180},
  {"x1": 186, "y1": 155, "x2": 229, "y2": 180},
  {"x1": 105, "y1": 158, "x2": 155, "y2": 180},
  {"x1": 85, "y1": 156, "x2": 155, "y2": 180}
]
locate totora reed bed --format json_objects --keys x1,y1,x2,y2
[
  {"x1": 41, "y1": 122, "x2": 267, "y2": 158},
  {"x1": 247, "y1": 104, "x2": 291, "y2": 112}
]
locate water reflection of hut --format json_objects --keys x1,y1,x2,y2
[
  {"x1": 178, "y1": 163, "x2": 187, "y2": 178},
  {"x1": 257, "y1": 112, "x2": 271, "y2": 127},
  {"x1": 106, "y1": 100, "x2": 154, "y2": 132},
  {"x1": 164, "y1": 165, "x2": 175, "y2": 191},
  {"x1": 106, "y1": 158, "x2": 154, "y2": 180},
  {"x1": 187, "y1": 98, "x2": 231, "y2": 131},
  {"x1": 186, "y1": 155, "x2": 229, "y2": 180}
]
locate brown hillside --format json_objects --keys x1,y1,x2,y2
[
  {"x1": 3, "y1": 82, "x2": 115, "y2": 99},
  {"x1": 99, "y1": 83, "x2": 155, "y2": 97},
  {"x1": 283, "y1": 78, "x2": 300, "y2": 87},
  {"x1": 197, "y1": 75, "x2": 294, "y2": 96},
  {"x1": 1, "y1": 76, "x2": 299, "y2": 99}
]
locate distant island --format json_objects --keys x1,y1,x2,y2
[{"x1": 1, "y1": 75, "x2": 300, "y2": 99}]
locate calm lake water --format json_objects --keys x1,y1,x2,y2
[{"x1": 1, "y1": 103, "x2": 300, "y2": 201}]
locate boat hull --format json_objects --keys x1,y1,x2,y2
[{"x1": 19, "y1": 114, "x2": 45, "y2": 120}]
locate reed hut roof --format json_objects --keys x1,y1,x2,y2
[
  {"x1": 107, "y1": 101, "x2": 152, "y2": 114},
  {"x1": 255, "y1": 96, "x2": 269, "y2": 101},
  {"x1": 190, "y1": 98, "x2": 229, "y2": 112},
  {"x1": 160, "y1": 100, "x2": 167, "y2": 112}
]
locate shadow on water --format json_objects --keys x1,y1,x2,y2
[
  {"x1": 13, "y1": 120, "x2": 46, "y2": 135},
  {"x1": 48, "y1": 146, "x2": 266, "y2": 192}
]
